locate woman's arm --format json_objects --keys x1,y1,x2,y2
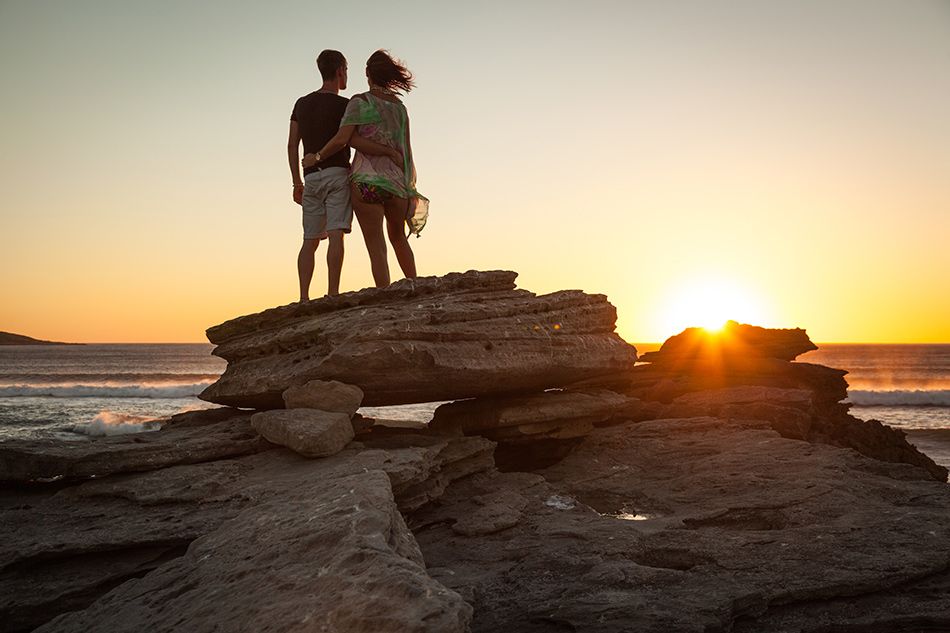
[{"x1": 302, "y1": 125, "x2": 356, "y2": 168}]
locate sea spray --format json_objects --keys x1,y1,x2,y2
[{"x1": 72, "y1": 411, "x2": 162, "y2": 436}]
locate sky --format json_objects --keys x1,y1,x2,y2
[{"x1": 1, "y1": 0, "x2": 948, "y2": 343}]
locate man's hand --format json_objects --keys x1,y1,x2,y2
[{"x1": 293, "y1": 183, "x2": 304, "y2": 205}]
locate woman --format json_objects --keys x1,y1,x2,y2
[{"x1": 303, "y1": 50, "x2": 428, "y2": 288}]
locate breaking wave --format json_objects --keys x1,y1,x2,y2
[
  {"x1": 72, "y1": 411, "x2": 162, "y2": 436},
  {"x1": 848, "y1": 389, "x2": 950, "y2": 407},
  {"x1": 0, "y1": 382, "x2": 213, "y2": 399}
]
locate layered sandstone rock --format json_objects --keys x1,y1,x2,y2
[
  {"x1": 5, "y1": 279, "x2": 950, "y2": 632},
  {"x1": 199, "y1": 270, "x2": 638, "y2": 409}
]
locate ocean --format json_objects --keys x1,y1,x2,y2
[{"x1": 1, "y1": 343, "x2": 948, "y2": 466}]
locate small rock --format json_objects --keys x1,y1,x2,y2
[
  {"x1": 282, "y1": 380, "x2": 363, "y2": 417},
  {"x1": 251, "y1": 409, "x2": 354, "y2": 458}
]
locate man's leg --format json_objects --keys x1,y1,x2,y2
[
  {"x1": 297, "y1": 238, "x2": 321, "y2": 302},
  {"x1": 326, "y1": 230, "x2": 344, "y2": 296}
]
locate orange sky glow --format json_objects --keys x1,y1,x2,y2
[{"x1": 1, "y1": 1, "x2": 948, "y2": 344}]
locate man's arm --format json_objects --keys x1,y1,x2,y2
[
  {"x1": 350, "y1": 136, "x2": 401, "y2": 163},
  {"x1": 288, "y1": 120, "x2": 303, "y2": 205}
]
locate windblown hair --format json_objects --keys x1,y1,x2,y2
[
  {"x1": 316, "y1": 49, "x2": 346, "y2": 81},
  {"x1": 366, "y1": 50, "x2": 414, "y2": 94}
]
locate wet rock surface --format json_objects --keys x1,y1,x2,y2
[{"x1": 199, "y1": 270, "x2": 638, "y2": 408}]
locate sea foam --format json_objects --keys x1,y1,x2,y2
[
  {"x1": 0, "y1": 382, "x2": 213, "y2": 399},
  {"x1": 72, "y1": 411, "x2": 162, "y2": 436},
  {"x1": 848, "y1": 389, "x2": 950, "y2": 407}
]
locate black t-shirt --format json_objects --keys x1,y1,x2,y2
[{"x1": 290, "y1": 91, "x2": 350, "y2": 175}]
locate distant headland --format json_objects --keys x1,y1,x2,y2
[{"x1": 0, "y1": 331, "x2": 80, "y2": 346}]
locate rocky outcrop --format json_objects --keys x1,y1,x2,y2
[
  {"x1": 4, "y1": 274, "x2": 949, "y2": 632},
  {"x1": 199, "y1": 270, "x2": 638, "y2": 408},
  {"x1": 251, "y1": 408, "x2": 354, "y2": 457},
  {"x1": 618, "y1": 324, "x2": 947, "y2": 481}
]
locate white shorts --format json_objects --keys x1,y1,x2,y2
[{"x1": 302, "y1": 167, "x2": 352, "y2": 239}]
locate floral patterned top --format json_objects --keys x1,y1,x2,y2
[{"x1": 341, "y1": 92, "x2": 429, "y2": 235}]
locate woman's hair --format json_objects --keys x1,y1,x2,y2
[{"x1": 366, "y1": 50, "x2": 414, "y2": 94}]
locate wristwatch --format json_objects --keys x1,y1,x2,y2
[{"x1": 313, "y1": 152, "x2": 322, "y2": 163}]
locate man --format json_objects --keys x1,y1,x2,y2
[{"x1": 288, "y1": 50, "x2": 352, "y2": 301}]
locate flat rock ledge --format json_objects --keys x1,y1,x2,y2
[{"x1": 199, "y1": 270, "x2": 638, "y2": 408}]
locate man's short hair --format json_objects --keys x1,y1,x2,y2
[{"x1": 317, "y1": 50, "x2": 346, "y2": 81}]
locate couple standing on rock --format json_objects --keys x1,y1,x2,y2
[{"x1": 288, "y1": 49, "x2": 428, "y2": 302}]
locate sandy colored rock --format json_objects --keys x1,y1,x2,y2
[
  {"x1": 282, "y1": 379, "x2": 364, "y2": 416},
  {"x1": 199, "y1": 270, "x2": 638, "y2": 408},
  {"x1": 251, "y1": 408, "x2": 354, "y2": 457}
]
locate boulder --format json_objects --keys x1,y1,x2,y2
[
  {"x1": 36, "y1": 471, "x2": 472, "y2": 633},
  {"x1": 282, "y1": 379, "x2": 364, "y2": 416},
  {"x1": 199, "y1": 270, "x2": 638, "y2": 408},
  {"x1": 251, "y1": 408, "x2": 354, "y2": 458},
  {"x1": 639, "y1": 320, "x2": 818, "y2": 363}
]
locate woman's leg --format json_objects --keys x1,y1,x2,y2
[
  {"x1": 383, "y1": 196, "x2": 417, "y2": 279},
  {"x1": 351, "y1": 184, "x2": 390, "y2": 288}
]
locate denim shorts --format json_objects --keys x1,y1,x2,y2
[{"x1": 302, "y1": 167, "x2": 352, "y2": 239}]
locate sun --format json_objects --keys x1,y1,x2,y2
[{"x1": 657, "y1": 277, "x2": 769, "y2": 338}]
